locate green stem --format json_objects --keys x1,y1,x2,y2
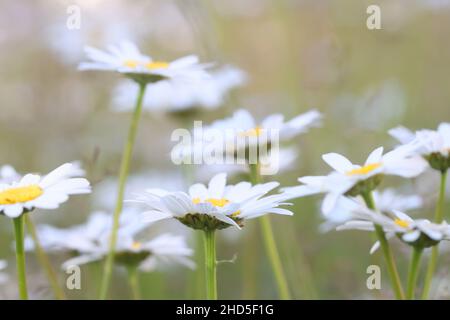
[
  {"x1": 362, "y1": 192, "x2": 405, "y2": 300},
  {"x1": 99, "y1": 82, "x2": 147, "y2": 299},
  {"x1": 249, "y1": 163, "x2": 291, "y2": 299},
  {"x1": 127, "y1": 266, "x2": 141, "y2": 300},
  {"x1": 25, "y1": 215, "x2": 66, "y2": 300},
  {"x1": 203, "y1": 230, "x2": 217, "y2": 300},
  {"x1": 406, "y1": 247, "x2": 423, "y2": 300},
  {"x1": 422, "y1": 170, "x2": 447, "y2": 299},
  {"x1": 13, "y1": 215, "x2": 28, "y2": 300}
]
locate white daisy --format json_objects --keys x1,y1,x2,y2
[
  {"x1": 196, "y1": 147, "x2": 299, "y2": 180},
  {"x1": 317, "y1": 188, "x2": 423, "y2": 231},
  {"x1": 389, "y1": 123, "x2": 450, "y2": 171},
  {"x1": 51, "y1": 211, "x2": 194, "y2": 271},
  {"x1": 335, "y1": 199, "x2": 450, "y2": 252},
  {"x1": 112, "y1": 65, "x2": 247, "y2": 113},
  {"x1": 0, "y1": 260, "x2": 7, "y2": 284},
  {"x1": 196, "y1": 108, "x2": 321, "y2": 153},
  {"x1": 0, "y1": 163, "x2": 91, "y2": 218},
  {"x1": 131, "y1": 173, "x2": 294, "y2": 231},
  {"x1": 78, "y1": 41, "x2": 210, "y2": 83},
  {"x1": 283, "y1": 147, "x2": 427, "y2": 213}
]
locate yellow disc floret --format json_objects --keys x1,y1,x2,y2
[
  {"x1": 346, "y1": 163, "x2": 382, "y2": 176},
  {"x1": 0, "y1": 185, "x2": 43, "y2": 205}
]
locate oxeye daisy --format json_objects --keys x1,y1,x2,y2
[
  {"x1": 28, "y1": 210, "x2": 192, "y2": 299},
  {"x1": 79, "y1": 41, "x2": 210, "y2": 84},
  {"x1": 0, "y1": 163, "x2": 91, "y2": 218},
  {"x1": 0, "y1": 162, "x2": 90, "y2": 300},
  {"x1": 130, "y1": 173, "x2": 293, "y2": 300},
  {"x1": 132, "y1": 173, "x2": 292, "y2": 231},
  {"x1": 390, "y1": 123, "x2": 450, "y2": 172},
  {"x1": 283, "y1": 147, "x2": 427, "y2": 213},
  {"x1": 390, "y1": 123, "x2": 450, "y2": 298},
  {"x1": 112, "y1": 66, "x2": 247, "y2": 114},
  {"x1": 79, "y1": 41, "x2": 212, "y2": 299},
  {"x1": 194, "y1": 108, "x2": 321, "y2": 155}
]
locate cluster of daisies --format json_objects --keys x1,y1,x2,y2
[{"x1": 1, "y1": 40, "x2": 449, "y2": 301}]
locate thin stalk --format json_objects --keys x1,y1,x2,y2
[
  {"x1": 249, "y1": 163, "x2": 291, "y2": 299},
  {"x1": 406, "y1": 247, "x2": 423, "y2": 300},
  {"x1": 25, "y1": 215, "x2": 66, "y2": 300},
  {"x1": 362, "y1": 192, "x2": 405, "y2": 300},
  {"x1": 127, "y1": 266, "x2": 141, "y2": 300},
  {"x1": 203, "y1": 230, "x2": 217, "y2": 300},
  {"x1": 422, "y1": 170, "x2": 447, "y2": 299},
  {"x1": 99, "y1": 82, "x2": 147, "y2": 299},
  {"x1": 13, "y1": 215, "x2": 28, "y2": 300}
]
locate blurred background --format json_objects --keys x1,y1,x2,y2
[{"x1": 0, "y1": 0, "x2": 450, "y2": 299}]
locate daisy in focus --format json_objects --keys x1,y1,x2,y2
[
  {"x1": 0, "y1": 163, "x2": 91, "y2": 218},
  {"x1": 131, "y1": 173, "x2": 293, "y2": 231},
  {"x1": 78, "y1": 41, "x2": 210, "y2": 84},
  {"x1": 389, "y1": 123, "x2": 450, "y2": 172},
  {"x1": 282, "y1": 147, "x2": 427, "y2": 213},
  {"x1": 112, "y1": 66, "x2": 247, "y2": 113}
]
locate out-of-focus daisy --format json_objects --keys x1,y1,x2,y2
[
  {"x1": 283, "y1": 147, "x2": 427, "y2": 213},
  {"x1": 27, "y1": 210, "x2": 193, "y2": 272},
  {"x1": 196, "y1": 108, "x2": 321, "y2": 153},
  {"x1": 389, "y1": 123, "x2": 450, "y2": 172},
  {"x1": 335, "y1": 199, "x2": 450, "y2": 253},
  {"x1": 0, "y1": 165, "x2": 21, "y2": 184},
  {"x1": 0, "y1": 163, "x2": 91, "y2": 218},
  {"x1": 196, "y1": 147, "x2": 299, "y2": 180},
  {"x1": 78, "y1": 41, "x2": 210, "y2": 84},
  {"x1": 112, "y1": 66, "x2": 247, "y2": 113},
  {"x1": 318, "y1": 188, "x2": 423, "y2": 231},
  {"x1": 131, "y1": 173, "x2": 293, "y2": 231},
  {"x1": 0, "y1": 260, "x2": 7, "y2": 284}
]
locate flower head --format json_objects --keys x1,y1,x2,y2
[
  {"x1": 389, "y1": 123, "x2": 450, "y2": 172},
  {"x1": 132, "y1": 173, "x2": 293, "y2": 231},
  {"x1": 282, "y1": 147, "x2": 427, "y2": 213},
  {"x1": 197, "y1": 109, "x2": 321, "y2": 153},
  {"x1": 112, "y1": 66, "x2": 247, "y2": 113},
  {"x1": 78, "y1": 41, "x2": 210, "y2": 84},
  {"x1": 335, "y1": 198, "x2": 450, "y2": 252},
  {"x1": 0, "y1": 163, "x2": 91, "y2": 218},
  {"x1": 27, "y1": 210, "x2": 194, "y2": 271}
]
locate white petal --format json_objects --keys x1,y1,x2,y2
[{"x1": 322, "y1": 153, "x2": 354, "y2": 173}]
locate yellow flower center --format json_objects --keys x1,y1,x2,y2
[
  {"x1": 346, "y1": 163, "x2": 382, "y2": 176},
  {"x1": 123, "y1": 59, "x2": 139, "y2": 68},
  {"x1": 0, "y1": 185, "x2": 43, "y2": 205},
  {"x1": 193, "y1": 198, "x2": 230, "y2": 207},
  {"x1": 145, "y1": 61, "x2": 169, "y2": 70},
  {"x1": 240, "y1": 126, "x2": 263, "y2": 137},
  {"x1": 394, "y1": 218, "x2": 410, "y2": 228},
  {"x1": 131, "y1": 241, "x2": 142, "y2": 250}
]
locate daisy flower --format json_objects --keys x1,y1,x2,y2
[
  {"x1": 112, "y1": 65, "x2": 247, "y2": 113},
  {"x1": 78, "y1": 41, "x2": 210, "y2": 84},
  {"x1": 52, "y1": 211, "x2": 194, "y2": 271},
  {"x1": 318, "y1": 188, "x2": 423, "y2": 231},
  {"x1": 0, "y1": 163, "x2": 91, "y2": 218},
  {"x1": 282, "y1": 147, "x2": 427, "y2": 213},
  {"x1": 131, "y1": 173, "x2": 293, "y2": 231},
  {"x1": 335, "y1": 199, "x2": 450, "y2": 252},
  {"x1": 195, "y1": 108, "x2": 321, "y2": 154},
  {"x1": 389, "y1": 123, "x2": 450, "y2": 172}
]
